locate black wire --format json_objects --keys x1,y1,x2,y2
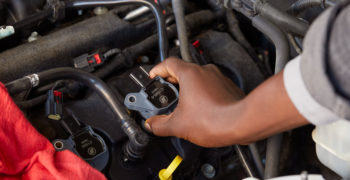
[{"x1": 65, "y1": 0, "x2": 169, "y2": 61}]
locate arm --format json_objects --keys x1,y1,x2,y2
[{"x1": 145, "y1": 57, "x2": 308, "y2": 147}]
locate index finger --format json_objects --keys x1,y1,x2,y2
[{"x1": 149, "y1": 57, "x2": 186, "y2": 83}]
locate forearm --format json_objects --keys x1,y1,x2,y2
[{"x1": 226, "y1": 71, "x2": 309, "y2": 144}]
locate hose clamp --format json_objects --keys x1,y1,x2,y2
[{"x1": 26, "y1": 74, "x2": 39, "y2": 87}]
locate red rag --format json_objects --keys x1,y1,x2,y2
[{"x1": 0, "y1": 83, "x2": 106, "y2": 180}]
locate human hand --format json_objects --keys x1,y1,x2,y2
[{"x1": 145, "y1": 57, "x2": 245, "y2": 147}]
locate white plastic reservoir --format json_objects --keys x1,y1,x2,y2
[{"x1": 312, "y1": 119, "x2": 350, "y2": 179}]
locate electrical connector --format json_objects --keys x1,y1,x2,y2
[
  {"x1": 46, "y1": 90, "x2": 63, "y2": 120},
  {"x1": 73, "y1": 52, "x2": 105, "y2": 72}
]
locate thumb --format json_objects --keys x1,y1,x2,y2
[{"x1": 145, "y1": 114, "x2": 173, "y2": 137}]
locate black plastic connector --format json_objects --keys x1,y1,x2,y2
[{"x1": 74, "y1": 52, "x2": 106, "y2": 72}]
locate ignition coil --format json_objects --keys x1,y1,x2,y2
[
  {"x1": 124, "y1": 66, "x2": 179, "y2": 119},
  {"x1": 46, "y1": 90, "x2": 109, "y2": 171}
]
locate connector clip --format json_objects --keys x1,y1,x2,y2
[
  {"x1": 46, "y1": 90, "x2": 63, "y2": 120},
  {"x1": 73, "y1": 52, "x2": 105, "y2": 72}
]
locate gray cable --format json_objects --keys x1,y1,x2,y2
[{"x1": 172, "y1": 0, "x2": 193, "y2": 63}]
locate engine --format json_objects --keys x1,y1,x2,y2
[{"x1": 0, "y1": 0, "x2": 343, "y2": 179}]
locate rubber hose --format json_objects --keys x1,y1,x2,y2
[
  {"x1": 252, "y1": 15, "x2": 289, "y2": 178},
  {"x1": 65, "y1": 0, "x2": 168, "y2": 61},
  {"x1": 287, "y1": 0, "x2": 335, "y2": 15},
  {"x1": 252, "y1": 15, "x2": 290, "y2": 73},
  {"x1": 264, "y1": 134, "x2": 283, "y2": 178},
  {"x1": 226, "y1": 10, "x2": 259, "y2": 63},
  {"x1": 172, "y1": 0, "x2": 193, "y2": 62},
  {"x1": 255, "y1": 1, "x2": 309, "y2": 36}
]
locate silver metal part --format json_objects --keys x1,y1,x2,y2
[
  {"x1": 54, "y1": 140, "x2": 64, "y2": 150},
  {"x1": 130, "y1": 73, "x2": 146, "y2": 88},
  {"x1": 201, "y1": 163, "x2": 216, "y2": 179},
  {"x1": 0, "y1": 26, "x2": 15, "y2": 40},
  {"x1": 139, "y1": 66, "x2": 150, "y2": 76},
  {"x1": 28, "y1": 32, "x2": 40, "y2": 42},
  {"x1": 234, "y1": 145, "x2": 254, "y2": 177},
  {"x1": 25, "y1": 74, "x2": 40, "y2": 87},
  {"x1": 140, "y1": 56, "x2": 150, "y2": 63},
  {"x1": 93, "y1": 6, "x2": 109, "y2": 16},
  {"x1": 124, "y1": 6, "x2": 150, "y2": 21}
]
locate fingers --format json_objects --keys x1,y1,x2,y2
[
  {"x1": 150, "y1": 57, "x2": 186, "y2": 83},
  {"x1": 145, "y1": 114, "x2": 174, "y2": 137}
]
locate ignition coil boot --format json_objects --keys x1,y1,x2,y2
[{"x1": 45, "y1": 90, "x2": 63, "y2": 120}]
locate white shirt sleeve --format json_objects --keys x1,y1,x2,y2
[{"x1": 283, "y1": 56, "x2": 340, "y2": 125}]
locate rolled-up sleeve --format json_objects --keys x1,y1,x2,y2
[{"x1": 284, "y1": 4, "x2": 350, "y2": 125}]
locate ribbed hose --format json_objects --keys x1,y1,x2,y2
[
  {"x1": 287, "y1": 0, "x2": 335, "y2": 15},
  {"x1": 65, "y1": 0, "x2": 168, "y2": 61},
  {"x1": 255, "y1": 1, "x2": 309, "y2": 36},
  {"x1": 6, "y1": 68, "x2": 149, "y2": 159},
  {"x1": 252, "y1": 15, "x2": 289, "y2": 178},
  {"x1": 172, "y1": 0, "x2": 193, "y2": 63}
]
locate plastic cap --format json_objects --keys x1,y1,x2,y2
[{"x1": 158, "y1": 155, "x2": 183, "y2": 180}]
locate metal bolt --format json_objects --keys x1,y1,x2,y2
[
  {"x1": 201, "y1": 164, "x2": 216, "y2": 179},
  {"x1": 28, "y1": 32, "x2": 39, "y2": 42},
  {"x1": 54, "y1": 141, "x2": 64, "y2": 150},
  {"x1": 87, "y1": 147, "x2": 97, "y2": 156},
  {"x1": 174, "y1": 39, "x2": 180, "y2": 47},
  {"x1": 140, "y1": 56, "x2": 150, "y2": 63},
  {"x1": 93, "y1": 6, "x2": 108, "y2": 16},
  {"x1": 77, "y1": 10, "x2": 83, "y2": 16}
]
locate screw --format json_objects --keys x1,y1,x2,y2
[
  {"x1": 201, "y1": 164, "x2": 216, "y2": 179},
  {"x1": 77, "y1": 10, "x2": 83, "y2": 16},
  {"x1": 87, "y1": 147, "x2": 97, "y2": 156},
  {"x1": 28, "y1": 32, "x2": 39, "y2": 42},
  {"x1": 94, "y1": 6, "x2": 108, "y2": 16},
  {"x1": 174, "y1": 39, "x2": 180, "y2": 46},
  {"x1": 140, "y1": 56, "x2": 150, "y2": 63}
]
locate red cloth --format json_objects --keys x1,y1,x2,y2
[{"x1": 0, "y1": 83, "x2": 106, "y2": 180}]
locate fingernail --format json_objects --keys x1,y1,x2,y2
[{"x1": 144, "y1": 121, "x2": 151, "y2": 132}]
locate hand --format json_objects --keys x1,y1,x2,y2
[{"x1": 145, "y1": 57, "x2": 245, "y2": 147}]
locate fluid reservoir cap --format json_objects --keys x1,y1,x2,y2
[{"x1": 159, "y1": 155, "x2": 183, "y2": 180}]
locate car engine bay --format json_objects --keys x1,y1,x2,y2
[{"x1": 0, "y1": 0, "x2": 344, "y2": 179}]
